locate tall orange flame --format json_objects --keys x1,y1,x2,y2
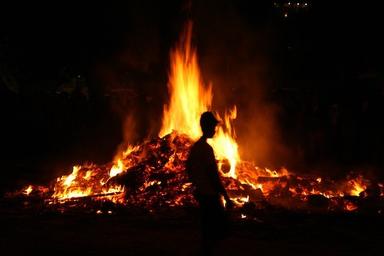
[
  {"x1": 159, "y1": 22, "x2": 212, "y2": 139},
  {"x1": 208, "y1": 106, "x2": 240, "y2": 178},
  {"x1": 159, "y1": 21, "x2": 240, "y2": 176}
]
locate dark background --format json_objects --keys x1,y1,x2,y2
[{"x1": 1, "y1": 0, "x2": 383, "y2": 193}]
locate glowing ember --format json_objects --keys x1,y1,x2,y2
[
  {"x1": 345, "y1": 201, "x2": 358, "y2": 211},
  {"x1": 23, "y1": 185, "x2": 33, "y2": 196},
  {"x1": 51, "y1": 163, "x2": 126, "y2": 201},
  {"x1": 348, "y1": 176, "x2": 367, "y2": 197}
]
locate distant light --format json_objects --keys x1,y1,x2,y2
[
  {"x1": 297, "y1": 2, "x2": 300, "y2": 6},
  {"x1": 288, "y1": 2, "x2": 291, "y2": 5},
  {"x1": 304, "y1": 3, "x2": 308, "y2": 7},
  {"x1": 284, "y1": 13, "x2": 288, "y2": 18}
]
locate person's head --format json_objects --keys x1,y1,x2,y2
[{"x1": 200, "y1": 111, "x2": 219, "y2": 138}]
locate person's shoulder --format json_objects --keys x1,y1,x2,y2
[
  {"x1": 200, "y1": 140, "x2": 215, "y2": 154},
  {"x1": 191, "y1": 138, "x2": 212, "y2": 152}
]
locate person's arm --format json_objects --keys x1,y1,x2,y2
[{"x1": 207, "y1": 148, "x2": 233, "y2": 208}]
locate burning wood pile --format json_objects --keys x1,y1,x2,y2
[
  {"x1": 5, "y1": 22, "x2": 384, "y2": 217},
  {"x1": 7, "y1": 131, "x2": 384, "y2": 217}
]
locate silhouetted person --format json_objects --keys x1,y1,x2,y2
[{"x1": 186, "y1": 111, "x2": 233, "y2": 255}]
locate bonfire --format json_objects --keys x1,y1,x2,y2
[{"x1": 8, "y1": 22, "x2": 384, "y2": 217}]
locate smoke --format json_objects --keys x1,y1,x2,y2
[
  {"x1": 191, "y1": 0, "x2": 293, "y2": 168},
  {"x1": 90, "y1": 1, "x2": 173, "y2": 145},
  {"x1": 91, "y1": 0, "x2": 295, "y2": 168}
]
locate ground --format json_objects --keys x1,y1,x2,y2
[{"x1": 1, "y1": 205, "x2": 383, "y2": 256}]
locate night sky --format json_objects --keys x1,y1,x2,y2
[{"x1": 1, "y1": 1, "x2": 382, "y2": 95}]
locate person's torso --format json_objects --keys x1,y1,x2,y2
[{"x1": 187, "y1": 139, "x2": 218, "y2": 196}]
